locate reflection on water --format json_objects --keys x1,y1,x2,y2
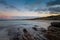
[
  {"x1": 0, "y1": 20, "x2": 59, "y2": 40},
  {"x1": 0, "y1": 20, "x2": 50, "y2": 28}
]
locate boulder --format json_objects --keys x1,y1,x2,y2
[
  {"x1": 51, "y1": 22, "x2": 60, "y2": 27},
  {"x1": 46, "y1": 22, "x2": 60, "y2": 40}
]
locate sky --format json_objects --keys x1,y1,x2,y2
[{"x1": 0, "y1": 0, "x2": 60, "y2": 19}]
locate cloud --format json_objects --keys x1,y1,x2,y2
[
  {"x1": 49, "y1": 7, "x2": 60, "y2": 12},
  {"x1": 48, "y1": 5, "x2": 60, "y2": 14},
  {"x1": 0, "y1": 0, "x2": 42, "y2": 11},
  {"x1": 0, "y1": 0, "x2": 20, "y2": 11},
  {"x1": 25, "y1": 0, "x2": 42, "y2": 5},
  {"x1": 0, "y1": 0, "x2": 8, "y2": 5},
  {"x1": 0, "y1": 0, "x2": 48, "y2": 12},
  {"x1": 24, "y1": 0, "x2": 44, "y2": 11},
  {"x1": 47, "y1": 0, "x2": 60, "y2": 6},
  {"x1": 47, "y1": 0, "x2": 60, "y2": 13}
]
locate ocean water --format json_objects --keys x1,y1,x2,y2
[
  {"x1": 0, "y1": 20, "x2": 59, "y2": 40},
  {"x1": 0, "y1": 20, "x2": 50, "y2": 28}
]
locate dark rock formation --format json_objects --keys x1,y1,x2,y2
[
  {"x1": 51, "y1": 22, "x2": 60, "y2": 27},
  {"x1": 46, "y1": 22, "x2": 60, "y2": 40},
  {"x1": 22, "y1": 29, "x2": 35, "y2": 40},
  {"x1": 32, "y1": 27, "x2": 38, "y2": 31}
]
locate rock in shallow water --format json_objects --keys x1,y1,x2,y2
[{"x1": 7, "y1": 25, "x2": 48, "y2": 40}]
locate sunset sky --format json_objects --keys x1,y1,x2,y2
[{"x1": 0, "y1": 0, "x2": 60, "y2": 19}]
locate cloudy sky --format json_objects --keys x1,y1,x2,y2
[{"x1": 0, "y1": 0, "x2": 60, "y2": 18}]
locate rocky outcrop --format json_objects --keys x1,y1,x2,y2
[{"x1": 46, "y1": 22, "x2": 60, "y2": 40}]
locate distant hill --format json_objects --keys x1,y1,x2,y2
[
  {"x1": 0, "y1": 15, "x2": 60, "y2": 21},
  {"x1": 29, "y1": 15, "x2": 60, "y2": 20}
]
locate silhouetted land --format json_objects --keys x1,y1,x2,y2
[
  {"x1": 0, "y1": 15, "x2": 60, "y2": 21},
  {"x1": 26, "y1": 15, "x2": 60, "y2": 20}
]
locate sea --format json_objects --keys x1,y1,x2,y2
[{"x1": 0, "y1": 20, "x2": 60, "y2": 40}]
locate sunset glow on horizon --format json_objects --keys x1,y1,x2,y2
[
  {"x1": 0, "y1": 0, "x2": 60, "y2": 19},
  {"x1": 0, "y1": 11, "x2": 59, "y2": 17}
]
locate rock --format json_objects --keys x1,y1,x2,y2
[
  {"x1": 39, "y1": 28, "x2": 47, "y2": 33},
  {"x1": 46, "y1": 22, "x2": 60, "y2": 40},
  {"x1": 7, "y1": 25, "x2": 48, "y2": 40},
  {"x1": 51, "y1": 22, "x2": 60, "y2": 27},
  {"x1": 22, "y1": 28, "x2": 35, "y2": 40},
  {"x1": 32, "y1": 27, "x2": 38, "y2": 31}
]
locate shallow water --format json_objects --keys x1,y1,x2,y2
[
  {"x1": 0, "y1": 20, "x2": 60, "y2": 40},
  {"x1": 0, "y1": 20, "x2": 51, "y2": 28}
]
